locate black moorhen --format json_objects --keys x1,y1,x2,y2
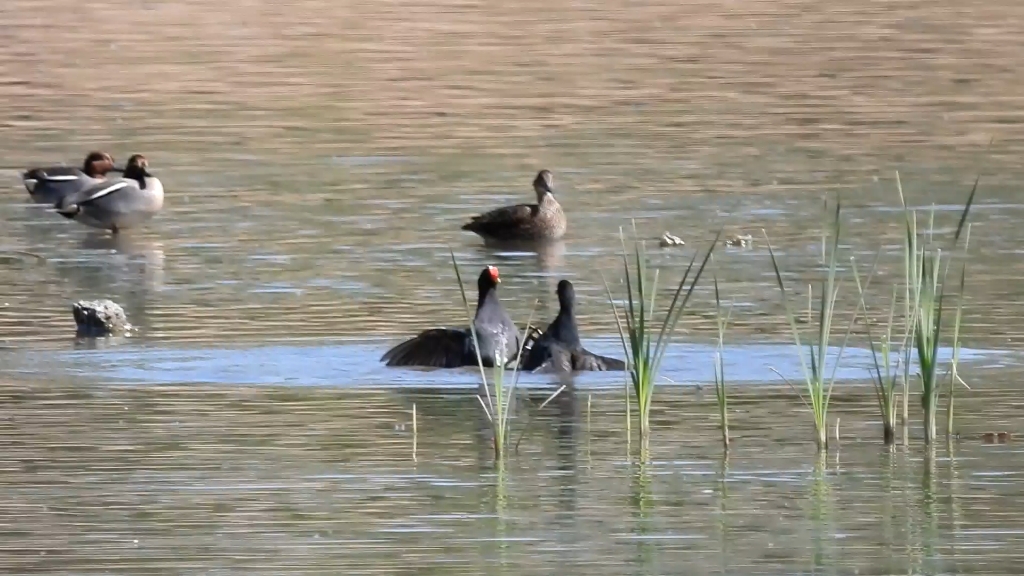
[
  {"x1": 461, "y1": 170, "x2": 567, "y2": 242},
  {"x1": 381, "y1": 266, "x2": 520, "y2": 368},
  {"x1": 522, "y1": 280, "x2": 626, "y2": 372}
]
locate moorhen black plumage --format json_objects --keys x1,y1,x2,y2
[
  {"x1": 381, "y1": 266, "x2": 520, "y2": 368},
  {"x1": 522, "y1": 280, "x2": 626, "y2": 373}
]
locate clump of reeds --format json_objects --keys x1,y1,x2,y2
[
  {"x1": 764, "y1": 199, "x2": 859, "y2": 452},
  {"x1": 603, "y1": 224, "x2": 720, "y2": 443},
  {"x1": 450, "y1": 252, "x2": 562, "y2": 464},
  {"x1": 712, "y1": 266, "x2": 732, "y2": 450},
  {"x1": 852, "y1": 267, "x2": 908, "y2": 446},
  {"x1": 897, "y1": 175, "x2": 976, "y2": 445}
]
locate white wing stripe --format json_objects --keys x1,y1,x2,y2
[
  {"x1": 42, "y1": 175, "x2": 80, "y2": 182},
  {"x1": 84, "y1": 181, "x2": 129, "y2": 202}
]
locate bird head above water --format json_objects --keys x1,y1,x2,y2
[
  {"x1": 123, "y1": 154, "x2": 153, "y2": 181},
  {"x1": 533, "y1": 169, "x2": 554, "y2": 201},
  {"x1": 556, "y1": 279, "x2": 575, "y2": 312},
  {"x1": 83, "y1": 151, "x2": 117, "y2": 177},
  {"x1": 478, "y1": 265, "x2": 500, "y2": 290}
]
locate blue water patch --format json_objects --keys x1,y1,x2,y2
[{"x1": 0, "y1": 338, "x2": 1007, "y2": 390}]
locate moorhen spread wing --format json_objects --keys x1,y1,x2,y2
[{"x1": 382, "y1": 266, "x2": 519, "y2": 368}]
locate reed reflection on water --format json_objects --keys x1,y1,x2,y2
[{"x1": 0, "y1": 385, "x2": 1023, "y2": 573}]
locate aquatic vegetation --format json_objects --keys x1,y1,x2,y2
[
  {"x1": 853, "y1": 255, "x2": 906, "y2": 446},
  {"x1": 603, "y1": 224, "x2": 720, "y2": 444},
  {"x1": 450, "y1": 251, "x2": 562, "y2": 463},
  {"x1": 947, "y1": 232, "x2": 969, "y2": 441},
  {"x1": 898, "y1": 175, "x2": 976, "y2": 445},
  {"x1": 712, "y1": 267, "x2": 732, "y2": 450},
  {"x1": 764, "y1": 200, "x2": 858, "y2": 452}
]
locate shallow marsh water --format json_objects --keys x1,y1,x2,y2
[{"x1": 2, "y1": 0, "x2": 1024, "y2": 572}]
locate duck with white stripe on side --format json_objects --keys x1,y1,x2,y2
[
  {"x1": 56, "y1": 154, "x2": 164, "y2": 235},
  {"x1": 22, "y1": 151, "x2": 122, "y2": 205}
]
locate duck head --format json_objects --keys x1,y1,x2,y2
[
  {"x1": 123, "y1": 154, "x2": 153, "y2": 185},
  {"x1": 533, "y1": 169, "x2": 554, "y2": 201},
  {"x1": 83, "y1": 151, "x2": 118, "y2": 177}
]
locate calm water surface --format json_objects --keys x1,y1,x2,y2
[{"x1": 1, "y1": 0, "x2": 1024, "y2": 572}]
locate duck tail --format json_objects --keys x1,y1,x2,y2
[
  {"x1": 22, "y1": 170, "x2": 40, "y2": 193},
  {"x1": 55, "y1": 203, "x2": 79, "y2": 219}
]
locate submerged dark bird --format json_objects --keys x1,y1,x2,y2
[
  {"x1": 522, "y1": 280, "x2": 626, "y2": 373},
  {"x1": 461, "y1": 170, "x2": 567, "y2": 243},
  {"x1": 381, "y1": 266, "x2": 519, "y2": 368},
  {"x1": 22, "y1": 151, "x2": 121, "y2": 205}
]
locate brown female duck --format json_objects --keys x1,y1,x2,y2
[{"x1": 462, "y1": 170, "x2": 567, "y2": 242}]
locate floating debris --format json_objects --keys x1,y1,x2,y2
[
  {"x1": 659, "y1": 232, "x2": 685, "y2": 247},
  {"x1": 982, "y1": 432, "x2": 1012, "y2": 444},
  {"x1": 725, "y1": 234, "x2": 753, "y2": 248}
]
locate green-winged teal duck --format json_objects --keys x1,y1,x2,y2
[
  {"x1": 56, "y1": 154, "x2": 163, "y2": 234},
  {"x1": 22, "y1": 151, "x2": 121, "y2": 205}
]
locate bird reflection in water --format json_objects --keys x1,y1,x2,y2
[
  {"x1": 77, "y1": 232, "x2": 166, "y2": 293},
  {"x1": 476, "y1": 239, "x2": 566, "y2": 319},
  {"x1": 56, "y1": 232, "x2": 166, "y2": 346}
]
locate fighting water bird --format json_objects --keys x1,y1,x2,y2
[
  {"x1": 381, "y1": 266, "x2": 520, "y2": 368},
  {"x1": 522, "y1": 280, "x2": 626, "y2": 373}
]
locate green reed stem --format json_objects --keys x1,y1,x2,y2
[
  {"x1": 712, "y1": 265, "x2": 732, "y2": 450},
  {"x1": 451, "y1": 250, "x2": 539, "y2": 463},
  {"x1": 764, "y1": 199, "x2": 858, "y2": 452},
  {"x1": 898, "y1": 175, "x2": 976, "y2": 445},
  {"x1": 853, "y1": 254, "x2": 905, "y2": 445},
  {"x1": 604, "y1": 222, "x2": 720, "y2": 444}
]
